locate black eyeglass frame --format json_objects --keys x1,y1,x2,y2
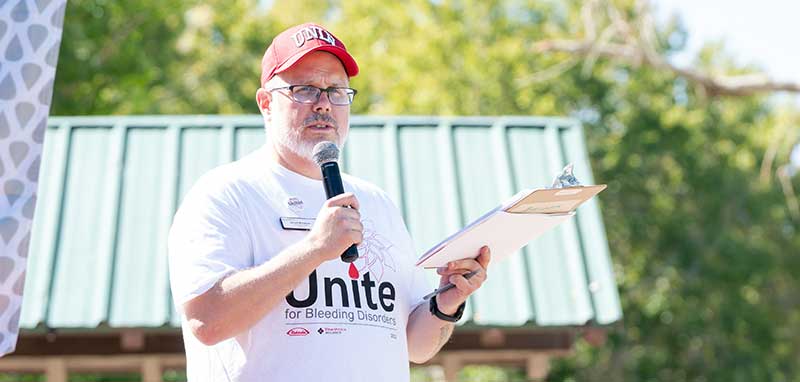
[{"x1": 267, "y1": 85, "x2": 358, "y2": 106}]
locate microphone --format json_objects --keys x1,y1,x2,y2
[{"x1": 312, "y1": 141, "x2": 359, "y2": 263}]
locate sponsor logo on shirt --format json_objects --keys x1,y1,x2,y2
[
  {"x1": 286, "y1": 327, "x2": 310, "y2": 336},
  {"x1": 317, "y1": 327, "x2": 347, "y2": 335},
  {"x1": 287, "y1": 196, "x2": 304, "y2": 212}
]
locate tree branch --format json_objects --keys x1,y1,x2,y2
[{"x1": 529, "y1": 0, "x2": 800, "y2": 96}]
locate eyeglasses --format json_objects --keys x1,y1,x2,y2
[{"x1": 268, "y1": 85, "x2": 357, "y2": 106}]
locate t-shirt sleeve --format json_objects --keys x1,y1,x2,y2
[{"x1": 168, "y1": 173, "x2": 253, "y2": 310}]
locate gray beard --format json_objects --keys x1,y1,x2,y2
[{"x1": 274, "y1": 127, "x2": 341, "y2": 161}]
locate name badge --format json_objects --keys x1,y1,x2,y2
[{"x1": 280, "y1": 217, "x2": 315, "y2": 231}]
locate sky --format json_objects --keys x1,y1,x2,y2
[{"x1": 654, "y1": 0, "x2": 800, "y2": 104}]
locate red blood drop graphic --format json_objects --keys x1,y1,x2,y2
[{"x1": 348, "y1": 263, "x2": 360, "y2": 279}]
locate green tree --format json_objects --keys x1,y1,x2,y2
[{"x1": 52, "y1": 0, "x2": 273, "y2": 114}]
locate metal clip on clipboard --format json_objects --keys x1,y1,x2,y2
[
  {"x1": 551, "y1": 163, "x2": 582, "y2": 189},
  {"x1": 503, "y1": 164, "x2": 606, "y2": 216}
]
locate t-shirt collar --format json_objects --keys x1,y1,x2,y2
[{"x1": 264, "y1": 150, "x2": 324, "y2": 188}]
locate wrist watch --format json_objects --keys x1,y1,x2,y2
[{"x1": 429, "y1": 295, "x2": 465, "y2": 322}]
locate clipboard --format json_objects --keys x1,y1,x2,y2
[{"x1": 415, "y1": 184, "x2": 606, "y2": 268}]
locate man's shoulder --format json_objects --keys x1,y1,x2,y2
[
  {"x1": 195, "y1": 162, "x2": 248, "y2": 192},
  {"x1": 185, "y1": 149, "x2": 266, "y2": 204}
]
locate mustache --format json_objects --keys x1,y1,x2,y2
[{"x1": 303, "y1": 113, "x2": 338, "y2": 129}]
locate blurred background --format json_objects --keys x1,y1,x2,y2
[{"x1": 5, "y1": 0, "x2": 800, "y2": 380}]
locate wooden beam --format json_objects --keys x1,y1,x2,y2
[
  {"x1": 428, "y1": 349, "x2": 570, "y2": 365},
  {"x1": 11, "y1": 332, "x2": 185, "y2": 355},
  {"x1": 161, "y1": 353, "x2": 186, "y2": 368},
  {"x1": 581, "y1": 327, "x2": 608, "y2": 347},
  {"x1": 0, "y1": 354, "x2": 185, "y2": 372},
  {"x1": 67, "y1": 355, "x2": 150, "y2": 371},
  {"x1": 479, "y1": 328, "x2": 506, "y2": 347},
  {"x1": 120, "y1": 330, "x2": 146, "y2": 351},
  {"x1": 10, "y1": 328, "x2": 581, "y2": 356},
  {"x1": 0, "y1": 356, "x2": 48, "y2": 369},
  {"x1": 445, "y1": 329, "x2": 575, "y2": 351}
]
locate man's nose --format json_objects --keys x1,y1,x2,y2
[{"x1": 313, "y1": 91, "x2": 333, "y2": 113}]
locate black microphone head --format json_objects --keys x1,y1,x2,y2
[{"x1": 312, "y1": 141, "x2": 340, "y2": 166}]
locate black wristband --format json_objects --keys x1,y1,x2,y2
[{"x1": 429, "y1": 295, "x2": 465, "y2": 322}]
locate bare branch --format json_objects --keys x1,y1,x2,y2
[
  {"x1": 519, "y1": 56, "x2": 581, "y2": 85},
  {"x1": 582, "y1": 23, "x2": 620, "y2": 76},
  {"x1": 529, "y1": 0, "x2": 800, "y2": 96},
  {"x1": 532, "y1": 40, "x2": 640, "y2": 63},
  {"x1": 581, "y1": 0, "x2": 599, "y2": 41},
  {"x1": 760, "y1": 125, "x2": 787, "y2": 183}
]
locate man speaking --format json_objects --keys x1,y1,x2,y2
[{"x1": 168, "y1": 23, "x2": 490, "y2": 381}]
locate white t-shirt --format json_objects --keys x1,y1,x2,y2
[{"x1": 168, "y1": 146, "x2": 431, "y2": 382}]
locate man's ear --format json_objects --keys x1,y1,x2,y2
[{"x1": 256, "y1": 88, "x2": 271, "y2": 115}]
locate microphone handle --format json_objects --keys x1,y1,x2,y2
[{"x1": 320, "y1": 162, "x2": 359, "y2": 263}]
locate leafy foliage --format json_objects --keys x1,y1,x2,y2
[{"x1": 52, "y1": 0, "x2": 800, "y2": 380}]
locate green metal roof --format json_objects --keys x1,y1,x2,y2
[{"x1": 21, "y1": 115, "x2": 621, "y2": 331}]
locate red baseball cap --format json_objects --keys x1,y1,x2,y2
[{"x1": 260, "y1": 23, "x2": 359, "y2": 87}]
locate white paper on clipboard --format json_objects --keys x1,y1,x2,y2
[{"x1": 415, "y1": 184, "x2": 606, "y2": 268}]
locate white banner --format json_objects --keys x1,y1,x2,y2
[{"x1": 0, "y1": 0, "x2": 67, "y2": 356}]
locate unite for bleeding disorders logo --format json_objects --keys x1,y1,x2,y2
[{"x1": 283, "y1": 221, "x2": 399, "y2": 336}]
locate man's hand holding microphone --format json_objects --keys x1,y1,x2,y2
[{"x1": 306, "y1": 192, "x2": 362, "y2": 262}]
